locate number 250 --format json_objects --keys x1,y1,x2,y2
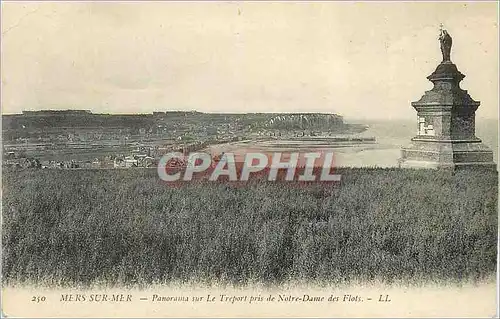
[{"x1": 32, "y1": 296, "x2": 46, "y2": 303}]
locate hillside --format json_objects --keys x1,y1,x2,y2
[{"x1": 2, "y1": 110, "x2": 367, "y2": 142}]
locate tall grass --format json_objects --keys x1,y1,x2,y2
[{"x1": 2, "y1": 168, "x2": 497, "y2": 287}]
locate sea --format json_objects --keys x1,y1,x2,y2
[
  {"x1": 205, "y1": 118, "x2": 498, "y2": 169},
  {"x1": 333, "y1": 119, "x2": 499, "y2": 168}
]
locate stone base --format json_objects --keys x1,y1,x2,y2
[{"x1": 399, "y1": 139, "x2": 496, "y2": 170}]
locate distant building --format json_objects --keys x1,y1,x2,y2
[{"x1": 124, "y1": 156, "x2": 138, "y2": 168}]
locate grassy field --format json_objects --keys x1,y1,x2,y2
[{"x1": 1, "y1": 168, "x2": 497, "y2": 287}]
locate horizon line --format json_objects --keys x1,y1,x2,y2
[{"x1": 1, "y1": 110, "x2": 498, "y2": 121}]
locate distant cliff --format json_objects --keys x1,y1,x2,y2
[
  {"x1": 259, "y1": 113, "x2": 343, "y2": 129},
  {"x1": 251, "y1": 113, "x2": 367, "y2": 133}
]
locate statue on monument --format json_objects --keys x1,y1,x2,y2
[
  {"x1": 439, "y1": 26, "x2": 452, "y2": 62},
  {"x1": 399, "y1": 26, "x2": 495, "y2": 169}
]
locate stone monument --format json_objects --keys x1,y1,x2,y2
[{"x1": 399, "y1": 28, "x2": 495, "y2": 169}]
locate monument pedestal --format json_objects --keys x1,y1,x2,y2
[
  {"x1": 400, "y1": 139, "x2": 495, "y2": 169},
  {"x1": 399, "y1": 39, "x2": 495, "y2": 170}
]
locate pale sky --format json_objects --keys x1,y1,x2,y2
[{"x1": 1, "y1": 1, "x2": 498, "y2": 119}]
